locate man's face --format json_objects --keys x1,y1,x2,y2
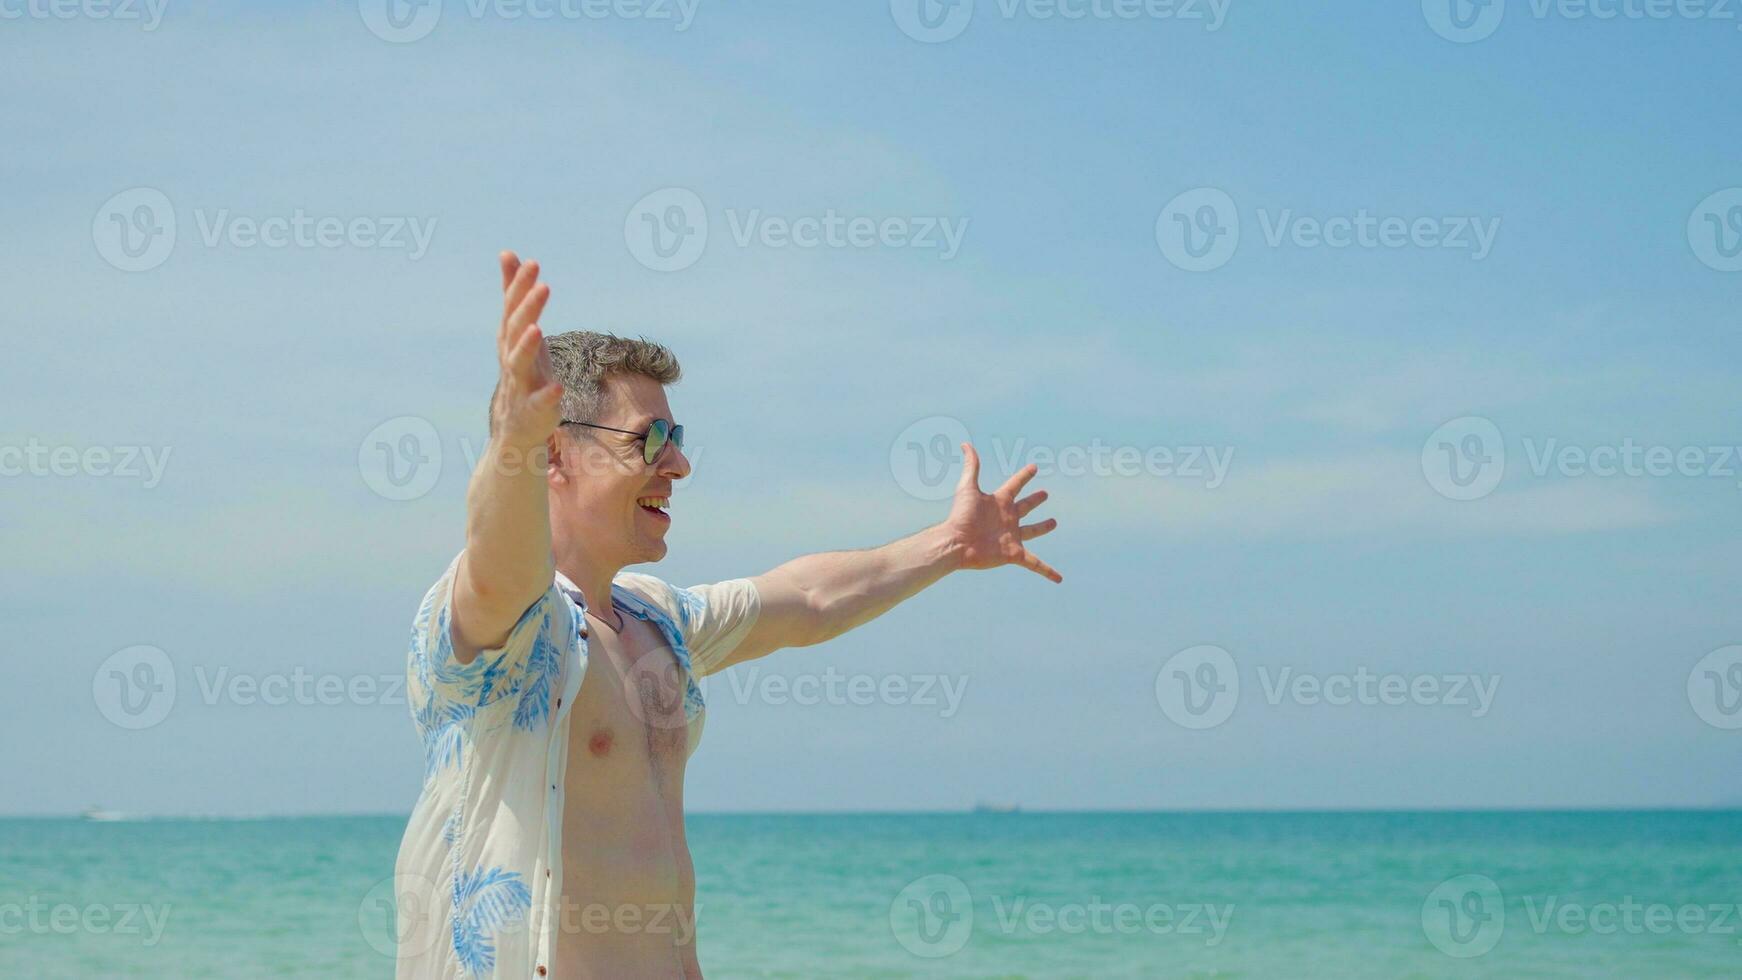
[{"x1": 548, "y1": 373, "x2": 691, "y2": 568}]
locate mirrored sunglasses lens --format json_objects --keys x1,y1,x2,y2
[{"x1": 644, "y1": 420, "x2": 669, "y2": 463}]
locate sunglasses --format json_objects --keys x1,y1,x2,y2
[{"x1": 563, "y1": 417, "x2": 684, "y2": 466}]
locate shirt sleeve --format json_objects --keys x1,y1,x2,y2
[
  {"x1": 617, "y1": 573, "x2": 761, "y2": 678},
  {"x1": 411, "y1": 552, "x2": 571, "y2": 709}
]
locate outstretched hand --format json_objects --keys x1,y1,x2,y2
[
  {"x1": 491, "y1": 251, "x2": 563, "y2": 449},
  {"x1": 943, "y1": 443, "x2": 1062, "y2": 583}
]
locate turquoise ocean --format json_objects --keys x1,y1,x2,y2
[{"x1": 2, "y1": 810, "x2": 1739, "y2": 977}]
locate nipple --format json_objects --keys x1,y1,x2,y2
[{"x1": 587, "y1": 729, "x2": 614, "y2": 757}]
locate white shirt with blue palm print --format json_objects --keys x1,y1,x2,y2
[{"x1": 393, "y1": 553, "x2": 759, "y2": 979}]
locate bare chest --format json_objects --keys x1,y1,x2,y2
[{"x1": 568, "y1": 613, "x2": 696, "y2": 782}]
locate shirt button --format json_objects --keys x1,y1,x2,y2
[{"x1": 536, "y1": 966, "x2": 547, "y2": 976}]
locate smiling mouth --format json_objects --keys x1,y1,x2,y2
[{"x1": 636, "y1": 495, "x2": 670, "y2": 520}]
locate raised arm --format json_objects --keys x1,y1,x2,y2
[
  {"x1": 720, "y1": 443, "x2": 1061, "y2": 669},
  {"x1": 450, "y1": 252, "x2": 563, "y2": 663}
]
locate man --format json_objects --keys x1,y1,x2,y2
[{"x1": 394, "y1": 252, "x2": 1061, "y2": 978}]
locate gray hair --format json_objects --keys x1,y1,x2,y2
[{"x1": 490, "y1": 330, "x2": 681, "y2": 436}]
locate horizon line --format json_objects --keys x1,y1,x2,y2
[{"x1": 11, "y1": 804, "x2": 1741, "y2": 820}]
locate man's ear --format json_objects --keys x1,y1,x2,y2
[{"x1": 544, "y1": 432, "x2": 565, "y2": 485}]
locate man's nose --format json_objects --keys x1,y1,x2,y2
[{"x1": 659, "y1": 444, "x2": 692, "y2": 481}]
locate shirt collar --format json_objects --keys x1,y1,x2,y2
[{"x1": 553, "y1": 569, "x2": 649, "y2": 625}]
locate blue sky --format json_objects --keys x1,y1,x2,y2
[{"x1": 2, "y1": 0, "x2": 1739, "y2": 815}]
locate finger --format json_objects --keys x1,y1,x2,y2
[
  {"x1": 1020, "y1": 550, "x2": 1063, "y2": 584},
  {"x1": 506, "y1": 323, "x2": 546, "y2": 387},
  {"x1": 532, "y1": 379, "x2": 563, "y2": 407},
  {"x1": 997, "y1": 463, "x2": 1039, "y2": 501},
  {"x1": 505, "y1": 282, "x2": 551, "y2": 347},
  {"x1": 499, "y1": 251, "x2": 521, "y2": 293},
  {"x1": 1015, "y1": 489, "x2": 1048, "y2": 518},
  {"x1": 501, "y1": 260, "x2": 541, "y2": 333},
  {"x1": 955, "y1": 442, "x2": 981, "y2": 494},
  {"x1": 1019, "y1": 518, "x2": 1057, "y2": 541}
]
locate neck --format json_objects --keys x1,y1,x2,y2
[{"x1": 553, "y1": 545, "x2": 622, "y2": 626}]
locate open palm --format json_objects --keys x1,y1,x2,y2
[{"x1": 943, "y1": 443, "x2": 1062, "y2": 583}]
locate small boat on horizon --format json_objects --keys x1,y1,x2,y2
[
  {"x1": 81, "y1": 806, "x2": 127, "y2": 822},
  {"x1": 973, "y1": 801, "x2": 1021, "y2": 814}
]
